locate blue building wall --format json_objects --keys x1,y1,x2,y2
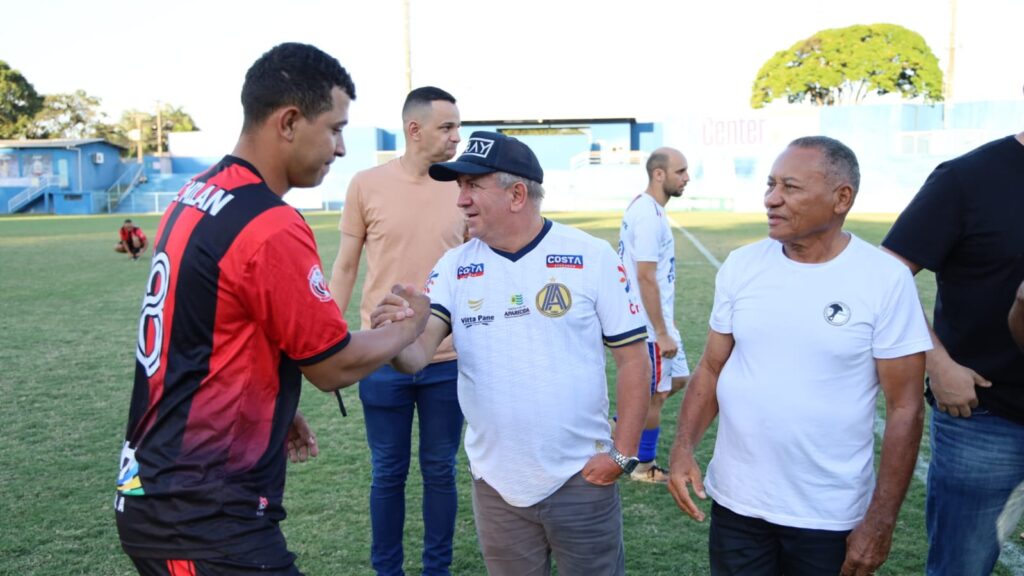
[{"x1": 0, "y1": 140, "x2": 126, "y2": 214}]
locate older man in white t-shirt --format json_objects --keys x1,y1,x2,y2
[{"x1": 667, "y1": 136, "x2": 931, "y2": 576}]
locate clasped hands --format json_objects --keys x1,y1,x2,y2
[{"x1": 370, "y1": 283, "x2": 431, "y2": 330}]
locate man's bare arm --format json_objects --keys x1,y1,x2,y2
[{"x1": 841, "y1": 353, "x2": 925, "y2": 576}]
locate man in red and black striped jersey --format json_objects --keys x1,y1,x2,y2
[{"x1": 115, "y1": 43, "x2": 430, "y2": 576}]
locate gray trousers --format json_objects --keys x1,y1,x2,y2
[{"x1": 471, "y1": 473, "x2": 625, "y2": 576}]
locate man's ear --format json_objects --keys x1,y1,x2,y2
[
  {"x1": 407, "y1": 119, "x2": 421, "y2": 141},
  {"x1": 834, "y1": 183, "x2": 855, "y2": 216},
  {"x1": 509, "y1": 181, "x2": 529, "y2": 213},
  {"x1": 277, "y1": 107, "x2": 302, "y2": 142}
]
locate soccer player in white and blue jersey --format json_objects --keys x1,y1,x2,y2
[{"x1": 618, "y1": 147, "x2": 691, "y2": 483}]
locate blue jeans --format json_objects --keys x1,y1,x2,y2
[
  {"x1": 359, "y1": 360, "x2": 463, "y2": 576},
  {"x1": 926, "y1": 406, "x2": 1024, "y2": 575}
]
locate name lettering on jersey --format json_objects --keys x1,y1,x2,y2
[
  {"x1": 175, "y1": 180, "x2": 235, "y2": 216},
  {"x1": 457, "y1": 263, "x2": 485, "y2": 279},
  {"x1": 460, "y1": 314, "x2": 494, "y2": 328},
  {"x1": 462, "y1": 137, "x2": 494, "y2": 158},
  {"x1": 308, "y1": 265, "x2": 333, "y2": 302},
  {"x1": 546, "y1": 254, "x2": 584, "y2": 269},
  {"x1": 505, "y1": 293, "x2": 531, "y2": 318},
  {"x1": 424, "y1": 270, "x2": 439, "y2": 294},
  {"x1": 536, "y1": 281, "x2": 572, "y2": 318}
]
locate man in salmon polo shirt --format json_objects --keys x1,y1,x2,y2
[{"x1": 328, "y1": 86, "x2": 465, "y2": 576}]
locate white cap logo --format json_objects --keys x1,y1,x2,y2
[{"x1": 463, "y1": 137, "x2": 494, "y2": 158}]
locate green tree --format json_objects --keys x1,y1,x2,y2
[
  {"x1": 29, "y1": 89, "x2": 108, "y2": 139},
  {"x1": 106, "y1": 103, "x2": 199, "y2": 154},
  {"x1": 0, "y1": 60, "x2": 43, "y2": 138},
  {"x1": 750, "y1": 23, "x2": 944, "y2": 109}
]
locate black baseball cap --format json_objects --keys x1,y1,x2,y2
[{"x1": 429, "y1": 131, "x2": 544, "y2": 184}]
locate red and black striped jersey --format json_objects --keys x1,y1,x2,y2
[{"x1": 115, "y1": 156, "x2": 349, "y2": 558}]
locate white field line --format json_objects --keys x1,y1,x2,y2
[{"x1": 676, "y1": 220, "x2": 1024, "y2": 572}]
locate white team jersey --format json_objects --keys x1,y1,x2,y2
[
  {"x1": 619, "y1": 193, "x2": 679, "y2": 342},
  {"x1": 426, "y1": 219, "x2": 647, "y2": 507},
  {"x1": 704, "y1": 235, "x2": 931, "y2": 530}
]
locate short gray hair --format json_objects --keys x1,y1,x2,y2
[
  {"x1": 788, "y1": 136, "x2": 860, "y2": 193},
  {"x1": 495, "y1": 171, "x2": 545, "y2": 203}
]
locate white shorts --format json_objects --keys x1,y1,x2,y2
[{"x1": 647, "y1": 340, "x2": 690, "y2": 393}]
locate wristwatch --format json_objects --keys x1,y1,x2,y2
[{"x1": 608, "y1": 446, "x2": 640, "y2": 474}]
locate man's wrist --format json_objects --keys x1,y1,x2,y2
[{"x1": 608, "y1": 446, "x2": 640, "y2": 474}]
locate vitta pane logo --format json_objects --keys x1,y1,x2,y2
[
  {"x1": 468, "y1": 298, "x2": 484, "y2": 311},
  {"x1": 536, "y1": 281, "x2": 573, "y2": 318},
  {"x1": 546, "y1": 254, "x2": 584, "y2": 269},
  {"x1": 462, "y1": 137, "x2": 494, "y2": 158},
  {"x1": 457, "y1": 263, "x2": 485, "y2": 280},
  {"x1": 824, "y1": 302, "x2": 851, "y2": 326}
]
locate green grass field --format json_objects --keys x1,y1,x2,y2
[{"x1": 0, "y1": 211, "x2": 1019, "y2": 575}]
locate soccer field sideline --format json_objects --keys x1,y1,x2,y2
[
  {"x1": 674, "y1": 219, "x2": 1024, "y2": 574},
  {"x1": 3, "y1": 211, "x2": 1022, "y2": 575}
]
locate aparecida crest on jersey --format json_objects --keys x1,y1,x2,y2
[{"x1": 536, "y1": 281, "x2": 572, "y2": 318}]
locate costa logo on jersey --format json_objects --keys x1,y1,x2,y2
[
  {"x1": 308, "y1": 265, "x2": 333, "y2": 302},
  {"x1": 536, "y1": 282, "x2": 572, "y2": 318},
  {"x1": 546, "y1": 254, "x2": 584, "y2": 269},
  {"x1": 457, "y1": 263, "x2": 485, "y2": 279}
]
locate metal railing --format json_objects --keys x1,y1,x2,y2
[
  {"x1": 7, "y1": 175, "x2": 60, "y2": 213},
  {"x1": 105, "y1": 163, "x2": 146, "y2": 213}
]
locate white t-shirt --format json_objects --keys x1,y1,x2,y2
[
  {"x1": 619, "y1": 193, "x2": 680, "y2": 343},
  {"x1": 426, "y1": 219, "x2": 647, "y2": 507},
  {"x1": 704, "y1": 234, "x2": 931, "y2": 530}
]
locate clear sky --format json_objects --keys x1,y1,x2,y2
[{"x1": 2, "y1": 0, "x2": 1021, "y2": 138}]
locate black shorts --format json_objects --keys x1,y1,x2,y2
[{"x1": 129, "y1": 549, "x2": 301, "y2": 576}]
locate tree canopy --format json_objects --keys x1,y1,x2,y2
[
  {"x1": 105, "y1": 104, "x2": 199, "y2": 154},
  {"x1": 0, "y1": 60, "x2": 198, "y2": 153},
  {"x1": 750, "y1": 23, "x2": 944, "y2": 109},
  {"x1": 29, "y1": 90, "x2": 108, "y2": 140},
  {"x1": 0, "y1": 60, "x2": 43, "y2": 139}
]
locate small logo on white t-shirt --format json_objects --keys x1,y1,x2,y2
[{"x1": 823, "y1": 302, "x2": 851, "y2": 326}]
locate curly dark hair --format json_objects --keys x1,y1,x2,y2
[{"x1": 241, "y1": 42, "x2": 356, "y2": 131}]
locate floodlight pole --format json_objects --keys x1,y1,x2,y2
[
  {"x1": 156, "y1": 101, "x2": 164, "y2": 157},
  {"x1": 402, "y1": 0, "x2": 412, "y2": 93},
  {"x1": 136, "y1": 114, "x2": 144, "y2": 164},
  {"x1": 944, "y1": 0, "x2": 957, "y2": 129}
]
